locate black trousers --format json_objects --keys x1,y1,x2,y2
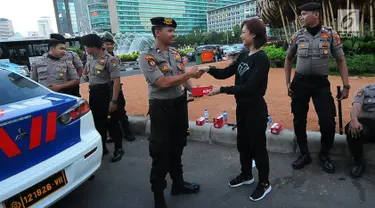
[
  {"x1": 148, "y1": 95, "x2": 188, "y2": 192},
  {"x1": 290, "y1": 72, "x2": 336, "y2": 155},
  {"x1": 236, "y1": 99, "x2": 270, "y2": 183},
  {"x1": 89, "y1": 84, "x2": 122, "y2": 150},
  {"x1": 117, "y1": 88, "x2": 132, "y2": 137},
  {"x1": 345, "y1": 118, "x2": 375, "y2": 163},
  {"x1": 59, "y1": 85, "x2": 81, "y2": 97}
]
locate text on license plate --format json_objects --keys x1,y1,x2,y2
[{"x1": 2, "y1": 170, "x2": 68, "y2": 208}]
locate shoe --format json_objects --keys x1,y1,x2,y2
[
  {"x1": 249, "y1": 182, "x2": 272, "y2": 202},
  {"x1": 292, "y1": 154, "x2": 312, "y2": 170},
  {"x1": 111, "y1": 149, "x2": 124, "y2": 163},
  {"x1": 124, "y1": 133, "x2": 136, "y2": 141},
  {"x1": 229, "y1": 173, "x2": 254, "y2": 188},
  {"x1": 154, "y1": 192, "x2": 168, "y2": 208},
  {"x1": 318, "y1": 154, "x2": 335, "y2": 174},
  {"x1": 170, "y1": 181, "x2": 200, "y2": 195},
  {"x1": 351, "y1": 161, "x2": 365, "y2": 178},
  {"x1": 106, "y1": 137, "x2": 113, "y2": 143}
]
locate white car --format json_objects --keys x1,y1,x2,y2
[{"x1": 0, "y1": 68, "x2": 102, "y2": 208}]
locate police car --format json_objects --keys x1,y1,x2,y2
[
  {"x1": 0, "y1": 62, "x2": 30, "y2": 77},
  {"x1": 0, "y1": 68, "x2": 102, "y2": 208}
]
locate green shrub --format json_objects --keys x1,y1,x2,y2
[
  {"x1": 329, "y1": 54, "x2": 375, "y2": 75},
  {"x1": 118, "y1": 51, "x2": 140, "y2": 62},
  {"x1": 177, "y1": 48, "x2": 193, "y2": 56},
  {"x1": 263, "y1": 45, "x2": 287, "y2": 61}
]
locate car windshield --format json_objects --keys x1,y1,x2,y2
[{"x1": 0, "y1": 69, "x2": 50, "y2": 106}]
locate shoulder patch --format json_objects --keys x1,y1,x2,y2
[
  {"x1": 334, "y1": 33, "x2": 342, "y2": 45},
  {"x1": 110, "y1": 58, "x2": 117, "y2": 63},
  {"x1": 145, "y1": 55, "x2": 156, "y2": 68}
]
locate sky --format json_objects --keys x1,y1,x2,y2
[{"x1": 0, "y1": 0, "x2": 58, "y2": 36}]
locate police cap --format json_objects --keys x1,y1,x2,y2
[
  {"x1": 81, "y1": 34, "x2": 102, "y2": 48},
  {"x1": 50, "y1": 33, "x2": 65, "y2": 41},
  {"x1": 150, "y1": 17, "x2": 177, "y2": 28},
  {"x1": 102, "y1": 37, "x2": 114, "y2": 44},
  {"x1": 298, "y1": 2, "x2": 321, "y2": 12}
]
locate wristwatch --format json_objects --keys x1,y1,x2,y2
[
  {"x1": 111, "y1": 99, "x2": 118, "y2": 104},
  {"x1": 344, "y1": 84, "x2": 351, "y2": 90}
]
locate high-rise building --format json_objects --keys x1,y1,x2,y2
[
  {"x1": 74, "y1": 0, "x2": 92, "y2": 35},
  {"x1": 38, "y1": 17, "x2": 53, "y2": 37},
  {"x1": 53, "y1": 0, "x2": 85, "y2": 36},
  {"x1": 87, "y1": 0, "x2": 111, "y2": 33},
  {"x1": 0, "y1": 18, "x2": 14, "y2": 39},
  {"x1": 207, "y1": 0, "x2": 258, "y2": 33},
  {"x1": 102, "y1": 0, "x2": 244, "y2": 35}
]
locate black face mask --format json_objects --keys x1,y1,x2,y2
[
  {"x1": 47, "y1": 53, "x2": 60, "y2": 60},
  {"x1": 306, "y1": 24, "x2": 322, "y2": 37}
]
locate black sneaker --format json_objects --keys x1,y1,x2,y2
[
  {"x1": 229, "y1": 174, "x2": 254, "y2": 188},
  {"x1": 106, "y1": 137, "x2": 113, "y2": 143},
  {"x1": 249, "y1": 182, "x2": 272, "y2": 202},
  {"x1": 111, "y1": 149, "x2": 124, "y2": 163}
]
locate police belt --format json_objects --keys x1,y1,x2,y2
[
  {"x1": 294, "y1": 72, "x2": 328, "y2": 81},
  {"x1": 89, "y1": 82, "x2": 112, "y2": 91},
  {"x1": 149, "y1": 94, "x2": 186, "y2": 107}
]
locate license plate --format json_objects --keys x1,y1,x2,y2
[{"x1": 2, "y1": 170, "x2": 68, "y2": 208}]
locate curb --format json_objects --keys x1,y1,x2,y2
[{"x1": 128, "y1": 116, "x2": 374, "y2": 160}]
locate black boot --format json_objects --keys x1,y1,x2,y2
[
  {"x1": 170, "y1": 181, "x2": 200, "y2": 195},
  {"x1": 292, "y1": 146, "x2": 312, "y2": 170},
  {"x1": 154, "y1": 192, "x2": 167, "y2": 208},
  {"x1": 124, "y1": 132, "x2": 136, "y2": 141},
  {"x1": 292, "y1": 154, "x2": 312, "y2": 169},
  {"x1": 351, "y1": 158, "x2": 365, "y2": 178},
  {"x1": 318, "y1": 153, "x2": 335, "y2": 174}
]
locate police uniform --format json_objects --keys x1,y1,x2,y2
[
  {"x1": 81, "y1": 34, "x2": 124, "y2": 163},
  {"x1": 50, "y1": 34, "x2": 84, "y2": 97},
  {"x1": 345, "y1": 85, "x2": 375, "y2": 177},
  {"x1": 102, "y1": 37, "x2": 136, "y2": 142},
  {"x1": 286, "y1": 2, "x2": 347, "y2": 173},
  {"x1": 138, "y1": 17, "x2": 199, "y2": 208},
  {"x1": 31, "y1": 53, "x2": 80, "y2": 96}
]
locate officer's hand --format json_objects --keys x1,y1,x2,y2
[
  {"x1": 338, "y1": 88, "x2": 349, "y2": 100},
  {"x1": 208, "y1": 86, "x2": 221, "y2": 96},
  {"x1": 49, "y1": 84, "x2": 62, "y2": 92},
  {"x1": 109, "y1": 102, "x2": 117, "y2": 113},
  {"x1": 187, "y1": 66, "x2": 203, "y2": 79},
  {"x1": 198, "y1": 66, "x2": 210, "y2": 73},
  {"x1": 349, "y1": 120, "x2": 362, "y2": 139},
  {"x1": 287, "y1": 83, "x2": 293, "y2": 97}
]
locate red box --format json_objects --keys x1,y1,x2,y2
[
  {"x1": 191, "y1": 85, "x2": 213, "y2": 97},
  {"x1": 213, "y1": 115, "x2": 224, "y2": 128},
  {"x1": 270, "y1": 123, "x2": 283, "y2": 135},
  {"x1": 196, "y1": 117, "x2": 206, "y2": 126}
]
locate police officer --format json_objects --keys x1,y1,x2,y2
[
  {"x1": 345, "y1": 84, "x2": 375, "y2": 178},
  {"x1": 81, "y1": 34, "x2": 124, "y2": 163},
  {"x1": 285, "y1": 2, "x2": 350, "y2": 173},
  {"x1": 50, "y1": 33, "x2": 84, "y2": 96},
  {"x1": 102, "y1": 37, "x2": 136, "y2": 142},
  {"x1": 31, "y1": 38, "x2": 80, "y2": 96},
  {"x1": 138, "y1": 17, "x2": 201, "y2": 208}
]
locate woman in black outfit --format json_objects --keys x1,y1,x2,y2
[{"x1": 200, "y1": 18, "x2": 271, "y2": 201}]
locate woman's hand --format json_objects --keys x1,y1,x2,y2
[{"x1": 208, "y1": 86, "x2": 221, "y2": 96}]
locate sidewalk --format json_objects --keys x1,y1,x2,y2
[{"x1": 53, "y1": 137, "x2": 375, "y2": 208}]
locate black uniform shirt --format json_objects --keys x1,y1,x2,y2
[{"x1": 208, "y1": 50, "x2": 270, "y2": 103}]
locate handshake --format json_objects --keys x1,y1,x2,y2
[{"x1": 186, "y1": 66, "x2": 210, "y2": 79}]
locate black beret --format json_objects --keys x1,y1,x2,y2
[
  {"x1": 298, "y1": 2, "x2": 321, "y2": 11},
  {"x1": 48, "y1": 38, "x2": 65, "y2": 47},
  {"x1": 81, "y1": 34, "x2": 102, "y2": 48},
  {"x1": 150, "y1": 17, "x2": 177, "y2": 28},
  {"x1": 102, "y1": 37, "x2": 114, "y2": 44},
  {"x1": 50, "y1": 33, "x2": 65, "y2": 41}
]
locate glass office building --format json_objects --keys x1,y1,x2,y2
[
  {"x1": 88, "y1": 0, "x2": 112, "y2": 32},
  {"x1": 111, "y1": 0, "x2": 244, "y2": 34}
]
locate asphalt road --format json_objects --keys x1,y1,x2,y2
[{"x1": 53, "y1": 136, "x2": 375, "y2": 208}]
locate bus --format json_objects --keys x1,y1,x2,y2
[{"x1": 0, "y1": 37, "x2": 82, "y2": 69}]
